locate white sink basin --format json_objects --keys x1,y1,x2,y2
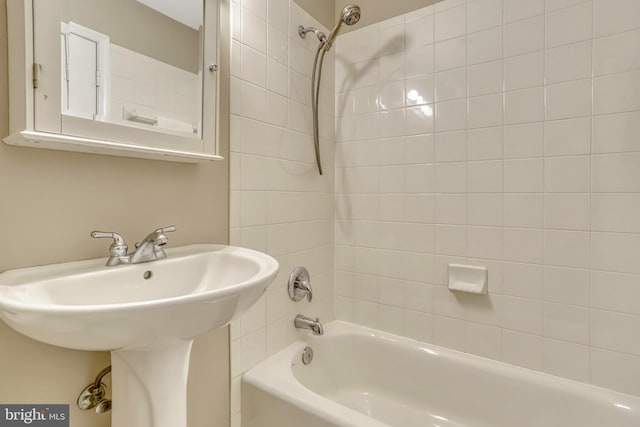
[
  {"x1": 0, "y1": 244, "x2": 279, "y2": 351},
  {"x1": 0, "y1": 243, "x2": 279, "y2": 427}
]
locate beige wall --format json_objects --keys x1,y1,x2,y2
[
  {"x1": 335, "y1": 0, "x2": 438, "y2": 31},
  {"x1": 0, "y1": 0, "x2": 230, "y2": 425},
  {"x1": 295, "y1": 0, "x2": 335, "y2": 29}
]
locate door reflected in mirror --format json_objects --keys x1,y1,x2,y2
[{"x1": 59, "y1": 0, "x2": 203, "y2": 138}]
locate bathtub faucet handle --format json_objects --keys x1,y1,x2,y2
[{"x1": 288, "y1": 267, "x2": 313, "y2": 303}]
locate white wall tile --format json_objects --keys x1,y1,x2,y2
[
  {"x1": 404, "y1": 310, "x2": 434, "y2": 342},
  {"x1": 592, "y1": 194, "x2": 640, "y2": 233},
  {"x1": 544, "y1": 302, "x2": 590, "y2": 344},
  {"x1": 503, "y1": 228, "x2": 544, "y2": 263},
  {"x1": 592, "y1": 111, "x2": 640, "y2": 154},
  {"x1": 378, "y1": 305, "x2": 405, "y2": 335},
  {"x1": 503, "y1": 262, "x2": 544, "y2": 299},
  {"x1": 593, "y1": 70, "x2": 640, "y2": 115},
  {"x1": 333, "y1": 0, "x2": 640, "y2": 398},
  {"x1": 435, "y1": 68, "x2": 467, "y2": 102},
  {"x1": 543, "y1": 339, "x2": 590, "y2": 382},
  {"x1": 593, "y1": 28, "x2": 640, "y2": 76},
  {"x1": 545, "y1": 41, "x2": 592, "y2": 84},
  {"x1": 592, "y1": 153, "x2": 640, "y2": 192},
  {"x1": 591, "y1": 232, "x2": 640, "y2": 274},
  {"x1": 436, "y1": 194, "x2": 467, "y2": 225},
  {"x1": 467, "y1": 0, "x2": 503, "y2": 34},
  {"x1": 405, "y1": 105, "x2": 435, "y2": 135},
  {"x1": 467, "y1": 27, "x2": 503, "y2": 65},
  {"x1": 504, "y1": 15, "x2": 544, "y2": 57},
  {"x1": 545, "y1": 0, "x2": 585, "y2": 11},
  {"x1": 468, "y1": 194, "x2": 503, "y2": 226},
  {"x1": 592, "y1": 309, "x2": 640, "y2": 356},
  {"x1": 544, "y1": 194, "x2": 590, "y2": 231},
  {"x1": 405, "y1": 13, "x2": 434, "y2": 50},
  {"x1": 504, "y1": 123, "x2": 544, "y2": 159},
  {"x1": 468, "y1": 94, "x2": 503, "y2": 129},
  {"x1": 435, "y1": 0, "x2": 466, "y2": 12},
  {"x1": 435, "y1": 37, "x2": 467, "y2": 72},
  {"x1": 434, "y1": 225, "x2": 467, "y2": 256},
  {"x1": 434, "y1": 314, "x2": 467, "y2": 351},
  {"x1": 468, "y1": 61, "x2": 503, "y2": 97},
  {"x1": 467, "y1": 160, "x2": 503, "y2": 192},
  {"x1": 435, "y1": 5, "x2": 467, "y2": 42},
  {"x1": 545, "y1": 79, "x2": 592, "y2": 121},
  {"x1": 502, "y1": 330, "x2": 543, "y2": 370},
  {"x1": 406, "y1": 75, "x2": 435, "y2": 106},
  {"x1": 504, "y1": 158, "x2": 544, "y2": 192},
  {"x1": 468, "y1": 127, "x2": 503, "y2": 160},
  {"x1": 435, "y1": 162, "x2": 467, "y2": 193},
  {"x1": 435, "y1": 131, "x2": 467, "y2": 162},
  {"x1": 466, "y1": 323, "x2": 502, "y2": 360},
  {"x1": 405, "y1": 46, "x2": 433, "y2": 78},
  {"x1": 544, "y1": 156, "x2": 590, "y2": 193},
  {"x1": 544, "y1": 117, "x2": 590, "y2": 156},
  {"x1": 592, "y1": 271, "x2": 640, "y2": 315},
  {"x1": 267, "y1": 58, "x2": 288, "y2": 96},
  {"x1": 379, "y1": 20, "x2": 404, "y2": 58},
  {"x1": 544, "y1": 230, "x2": 590, "y2": 269},
  {"x1": 467, "y1": 226, "x2": 503, "y2": 259},
  {"x1": 241, "y1": 7, "x2": 267, "y2": 54},
  {"x1": 504, "y1": 51, "x2": 543, "y2": 91},
  {"x1": 504, "y1": 87, "x2": 544, "y2": 125},
  {"x1": 504, "y1": 0, "x2": 544, "y2": 24},
  {"x1": 593, "y1": 0, "x2": 640, "y2": 38},
  {"x1": 546, "y1": 1, "x2": 593, "y2": 48},
  {"x1": 592, "y1": 348, "x2": 640, "y2": 397},
  {"x1": 503, "y1": 194, "x2": 544, "y2": 228},
  {"x1": 544, "y1": 266, "x2": 590, "y2": 307},
  {"x1": 435, "y1": 99, "x2": 467, "y2": 132}
]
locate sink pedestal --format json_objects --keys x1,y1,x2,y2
[{"x1": 111, "y1": 341, "x2": 193, "y2": 427}]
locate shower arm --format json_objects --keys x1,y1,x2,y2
[{"x1": 298, "y1": 26, "x2": 327, "y2": 44}]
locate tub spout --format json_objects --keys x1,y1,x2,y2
[{"x1": 294, "y1": 315, "x2": 324, "y2": 335}]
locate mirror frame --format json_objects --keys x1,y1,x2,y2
[{"x1": 5, "y1": 0, "x2": 223, "y2": 163}]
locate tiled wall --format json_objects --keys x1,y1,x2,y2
[
  {"x1": 109, "y1": 44, "x2": 200, "y2": 131},
  {"x1": 228, "y1": 0, "x2": 336, "y2": 425},
  {"x1": 335, "y1": 0, "x2": 640, "y2": 396}
]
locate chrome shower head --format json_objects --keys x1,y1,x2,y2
[
  {"x1": 341, "y1": 4, "x2": 361, "y2": 26},
  {"x1": 324, "y1": 4, "x2": 361, "y2": 50}
]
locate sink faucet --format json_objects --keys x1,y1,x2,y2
[
  {"x1": 130, "y1": 226, "x2": 176, "y2": 264},
  {"x1": 91, "y1": 226, "x2": 176, "y2": 266},
  {"x1": 294, "y1": 314, "x2": 324, "y2": 335}
]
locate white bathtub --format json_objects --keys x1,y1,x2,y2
[{"x1": 242, "y1": 321, "x2": 640, "y2": 427}]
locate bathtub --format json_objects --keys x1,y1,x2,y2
[{"x1": 242, "y1": 321, "x2": 640, "y2": 427}]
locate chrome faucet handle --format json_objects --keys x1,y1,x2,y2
[
  {"x1": 152, "y1": 225, "x2": 176, "y2": 249},
  {"x1": 288, "y1": 267, "x2": 313, "y2": 303},
  {"x1": 91, "y1": 231, "x2": 130, "y2": 266},
  {"x1": 90, "y1": 231, "x2": 128, "y2": 257},
  {"x1": 135, "y1": 226, "x2": 176, "y2": 249}
]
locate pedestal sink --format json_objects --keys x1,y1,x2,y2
[{"x1": 0, "y1": 244, "x2": 279, "y2": 427}]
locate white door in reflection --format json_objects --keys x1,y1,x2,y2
[{"x1": 61, "y1": 22, "x2": 109, "y2": 121}]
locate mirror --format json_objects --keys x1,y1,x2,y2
[
  {"x1": 4, "y1": 0, "x2": 220, "y2": 162},
  {"x1": 59, "y1": 0, "x2": 203, "y2": 138}
]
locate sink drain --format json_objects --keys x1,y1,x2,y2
[{"x1": 143, "y1": 271, "x2": 153, "y2": 280}]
